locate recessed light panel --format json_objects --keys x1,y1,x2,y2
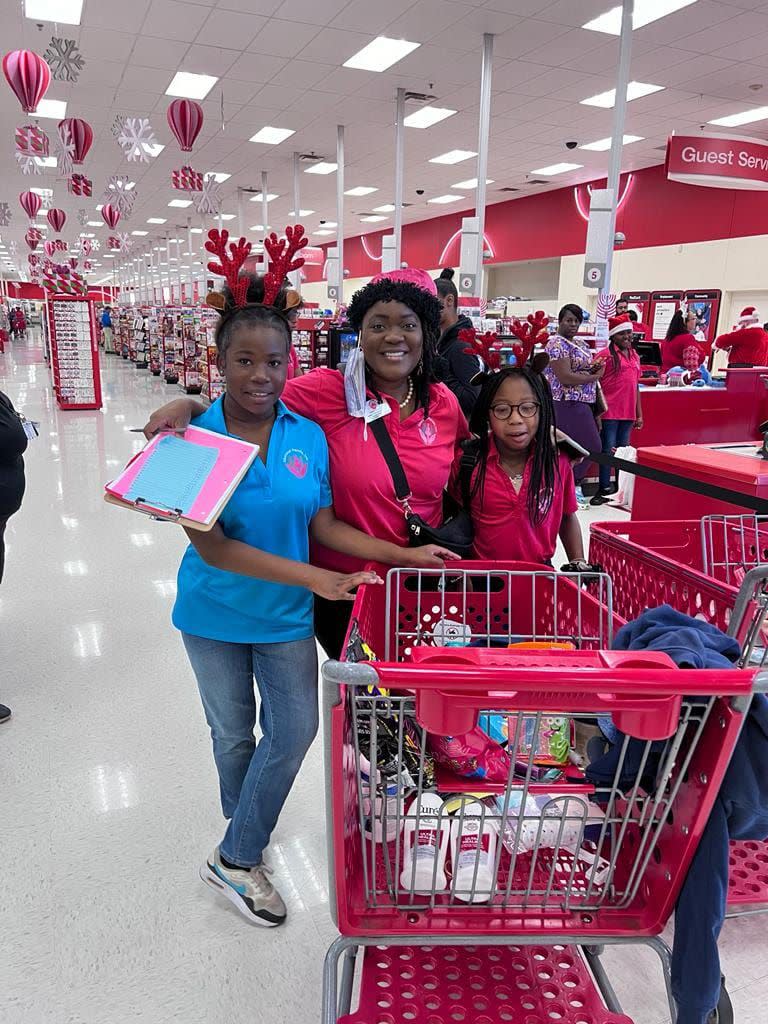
[
  {"x1": 305, "y1": 162, "x2": 338, "y2": 175},
  {"x1": 345, "y1": 186, "x2": 378, "y2": 196},
  {"x1": 404, "y1": 106, "x2": 456, "y2": 129},
  {"x1": 579, "y1": 135, "x2": 644, "y2": 151},
  {"x1": 166, "y1": 72, "x2": 218, "y2": 100},
  {"x1": 429, "y1": 150, "x2": 477, "y2": 165},
  {"x1": 249, "y1": 127, "x2": 295, "y2": 145},
  {"x1": 343, "y1": 36, "x2": 420, "y2": 73},
  {"x1": 708, "y1": 106, "x2": 768, "y2": 127},
  {"x1": 581, "y1": 82, "x2": 664, "y2": 107},
  {"x1": 529, "y1": 163, "x2": 583, "y2": 175}
]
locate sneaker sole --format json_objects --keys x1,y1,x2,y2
[{"x1": 199, "y1": 862, "x2": 285, "y2": 928}]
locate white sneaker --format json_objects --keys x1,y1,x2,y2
[{"x1": 200, "y1": 847, "x2": 287, "y2": 927}]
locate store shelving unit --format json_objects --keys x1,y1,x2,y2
[
  {"x1": 148, "y1": 306, "x2": 162, "y2": 375},
  {"x1": 161, "y1": 308, "x2": 180, "y2": 385},
  {"x1": 47, "y1": 294, "x2": 102, "y2": 410},
  {"x1": 179, "y1": 308, "x2": 203, "y2": 394}
]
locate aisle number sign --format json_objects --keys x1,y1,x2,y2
[{"x1": 666, "y1": 132, "x2": 768, "y2": 190}]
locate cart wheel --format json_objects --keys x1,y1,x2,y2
[{"x1": 707, "y1": 976, "x2": 734, "y2": 1024}]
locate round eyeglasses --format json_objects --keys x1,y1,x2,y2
[{"x1": 490, "y1": 401, "x2": 540, "y2": 420}]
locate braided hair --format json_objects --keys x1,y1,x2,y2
[
  {"x1": 468, "y1": 365, "x2": 559, "y2": 525},
  {"x1": 346, "y1": 277, "x2": 441, "y2": 417},
  {"x1": 214, "y1": 273, "x2": 292, "y2": 358}
]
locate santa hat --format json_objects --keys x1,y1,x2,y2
[
  {"x1": 370, "y1": 268, "x2": 437, "y2": 296},
  {"x1": 608, "y1": 314, "x2": 633, "y2": 337},
  {"x1": 738, "y1": 306, "x2": 761, "y2": 326}
]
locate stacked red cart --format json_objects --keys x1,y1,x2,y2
[{"x1": 321, "y1": 565, "x2": 763, "y2": 1023}]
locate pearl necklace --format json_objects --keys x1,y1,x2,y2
[{"x1": 399, "y1": 376, "x2": 414, "y2": 409}]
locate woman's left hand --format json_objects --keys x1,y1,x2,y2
[
  {"x1": 405, "y1": 544, "x2": 462, "y2": 568},
  {"x1": 634, "y1": 416, "x2": 644, "y2": 429}
]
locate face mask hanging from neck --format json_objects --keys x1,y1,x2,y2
[{"x1": 343, "y1": 345, "x2": 390, "y2": 439}]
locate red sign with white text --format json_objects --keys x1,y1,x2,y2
[{"x1": 666, "y1": 133, "x2": 768, "y2": 190}]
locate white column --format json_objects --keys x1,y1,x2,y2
[{"x1": 474, "y1": 33, "x2": 494, "y2": 289}]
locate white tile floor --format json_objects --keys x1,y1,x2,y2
[{"x1": 1, "y1": 333, "x2": 765, "y2": 1024}]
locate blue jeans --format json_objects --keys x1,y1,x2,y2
[
  {"x1": 599, "y1": 419, "x2": 634, "y2": 490},
  {"x1": 182, "y1": 633, "x2": 319, "y2": 867}
]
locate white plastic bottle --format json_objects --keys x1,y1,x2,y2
[
  {"x1": 400, "y1": 792, "x2": 449, "y2": 894},
  {"x1": 450, "y1": 801, "x2": 498, "y2": 903}
]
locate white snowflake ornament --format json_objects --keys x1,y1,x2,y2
[
  {"x1": 77, "y1": 208, "x2": 88, "y2": 226},
  {"x1": 103, "y1": 175, "x2": 137, "y2": 217},
  {"x1": 90, "y1": 238, "x2": 101, "y2": 253},
  {"x1": 40, "y1": 192, "x2": 53, "y2": 211},
  {"x1": 117, "y1": 118, "x2": 159, "y2": 164},
  {"x1": 117, "y1": 231, "x2": 132, "y2": 252},
  {"x1": 15, "y1": 151, "x2": 41, "y2": 176},
  {"x1": 196, "y1": 173, "x2": 223, "y2": 217},
  {"x1": 53, "y1": 122, "x2": 76, "y2": 178},
  {"x1": 43, "y1": 37, "x2": 86, "y2": 83},
  {"x1": 9, "y1": 241, "x2": 18, "y2": 259},
  {"x1": 0, "y1": 203, "x2": 11, "y2": 227}
]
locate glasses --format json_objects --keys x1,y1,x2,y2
[{"x1": 490, "y1": 401, "x2": 540, "y2": 420}]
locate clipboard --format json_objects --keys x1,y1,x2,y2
[{"x1": 104, "y1": 426, "x2": 259, "y2": 531}]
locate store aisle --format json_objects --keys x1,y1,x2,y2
[{"x1": 1, "y1": 337, "x2": 766, "y2": 1024}]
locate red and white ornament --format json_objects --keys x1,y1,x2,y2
[
  {"x1": 47, "y1": 208, "x2": 66, "y2": 233},
  {"x1": 171, "y1": 165, "x2": 203, "y2": 191},
  {"x1": 2, "y1": 50, "x2": 51, "y2": 114},
  {"x1": 68, "y1": 173, "x2": 92, "y2": 197},
  {"x1": 166, "y1": 98, "x2": 203, "y2": 152},
  {"x1": 19, "y1": 189, "x2": 41, "y2": 220},
  {"x1": 15, "y1": 123, "x2": 49, "y2": 157}
]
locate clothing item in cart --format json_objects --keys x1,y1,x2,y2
[
  {"x1": 612, "y1": 604, "x2": 741, "y2": 669},
  {"x1": 428, "y1": 726, "x2": 511, "y2": 782}
]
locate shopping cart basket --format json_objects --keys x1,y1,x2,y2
[{"x1": 321, "y1": 565, "x2": 763, "y2": 1024}]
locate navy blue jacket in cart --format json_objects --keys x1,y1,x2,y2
[{"x1": 585, "y1": 606, "x2": 768, "y2": 1024}]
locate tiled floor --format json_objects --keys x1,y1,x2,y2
[{"x1": 1, "y1": 333, "x2": 765, "y2": 1024}]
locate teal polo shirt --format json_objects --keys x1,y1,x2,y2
[{"x1": 172, "y1": 397, "x2": 332, "y2": 643}]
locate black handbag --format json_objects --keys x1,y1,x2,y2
[{"x1": 368, "y1": 417, "x2": 477, "y2": 558}]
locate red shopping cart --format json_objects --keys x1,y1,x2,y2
[{"x1": 321, "y1": 565, "x2": 762, "y2": 1024}]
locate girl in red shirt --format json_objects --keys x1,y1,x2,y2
[
  {"x1": 451, "y1": 355, "x2": 585, "y2": 568},
  {"x1": 661, "y1": 310, "x2": 706, "y2": 373},
  {"x1": 591, "y1": 315, "x2": 643, "y2": 505}
]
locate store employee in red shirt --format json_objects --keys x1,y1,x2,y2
[
  {"x1": 715, "y1": 307, "x2": 768, "y2": 367},
  {"x1": 144, "y1": 268, "x2": 469, "y2": 658}
]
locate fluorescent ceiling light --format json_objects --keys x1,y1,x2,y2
[
  {"x1": 34, "y1": 156, "x2": 57, "y2": 167},
  {"x1": 30, "y1": 187, "x2": 53, "y2": 197},
  {"x1": 429, "y1": 149, "x2": 477, "y2": 165},
  {"x1": 404, "y1": 106, "x2": 457, "y2": 129},
  {"x1": 131, "y1": 230, "x2": 149, "y2": 236},
  {"x1": 190, "y1": 227, "x2": 203, "y2": 234},
  {"x1": 343, "y1": 36, "x2": 420, "y2": 73},
  {"x1": 305, "y1": 162, "x2": 337, "y2": 175},
  {"x1": 289, "y1": 209, "x2": 315, "y2": 216},
  {"x1": 147, "y1": 217, "x2": 167, "y2": 224},
  {"x1": 205, "y1": 172, "x2": 231, "y2": 183},
  {"x1": 584, "y1": 0, "x2": 697, "y2": 34},
  {"x1": 360, "y1": 215, "x2": 388, "y2": 222},
  {"x1": 80, "y1": 232, "x2": 95, "y2": 238},
  {"x1": 33, "y1": 98, "x2": 67, "y2": 119},
  {"x1": 166, "y1": 71, "x2": 218, "y2": 100},
  {"x1": 249, "y1": 192, "x2": 278, "y2": 202},
  {"x1": 249, "y1": 224, "x2": 266, "y2": 231},
  {"x1": 168, "y1": 199, "x2": 193, "y2": 208},
  {"x1": 219, "y1": 213, "x2": 235, "y2": 220},
  {"x1": 87, "y1": 220, "x2": 102, "y2": 227},
  {"x1": 322, "y1": 221, "x2": 337, "y2": 228},
  {"x1": 581, "y1": 82, "x2": 664, "y2": 107},
  {"x1": 579, "y1": 134, "x2": 644, "y2": 151},
  {"x1": 249, "y1": 126, "x2": 295, "y2": 145},
  {"x1": 708, "y1": 106, "x2": 768, "y2": 127},
  {"x1": 314, "y1": 229, "x2": 335, "y2": 236},
  {"x1": 345, "y1": 186, "x2": 378, "y2": 196},
  {"x1": 373, "y1": 204, "x2": 396, "y2": 212},
  {"x1": 530, "y1": 162, "x2": 583, "y2": 175},
  {"x1": 25, "y1": 0, "x2": 83, "y2": 25},
  {"x1": 428, "y1": 194, "x2": 463, "y2": 204},
  {"x1": 452, "y1": 177, "x2": 494, "y2": 189}
]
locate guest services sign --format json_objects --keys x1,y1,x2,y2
[{"x1": 666, "y1": 132, "x2": 768, "y2": 190}]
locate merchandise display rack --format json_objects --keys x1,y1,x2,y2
[
  {"x1": 161, "y1": 307, "x2": 180, "y2": 385},
  {"x1": 179, "y1": 308, "x2": 203, "y2": 394},
  {"x1": 293, "y1": 315, "x2": 331, "y2": 370},
  {"x1": 201, "y1": 307, "x2": 224, "y2": 401},
  {"x1": 147, "y1": 306, "x2": 162, "y2": 375},
  {"x1": 47, "y1": 294, "x2": 102, "y2": 410},
  {"x1": 132, "y1": 308, "x2": 149, "y2": 369}
]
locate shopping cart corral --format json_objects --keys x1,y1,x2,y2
[{"x1": 321, "y1": 566, "x2": 764, "y2": 1024}]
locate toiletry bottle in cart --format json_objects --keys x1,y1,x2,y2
[
  {"x1": 451, "y1": 801, "x2": 498, "y2": 903},
  {"x1": 400, "y1": 792, "x2": 449, "y2": 893}
]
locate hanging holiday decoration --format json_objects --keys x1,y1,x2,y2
[
  {"x1": 80, "y1": 238, "x2": 92, "y2": 258},
  {"x1": 116, "y1": 231, "x2": 131, "y2": 252},
  {"x1": 196, "y1": 173, "x2": 222, "y2": 217},
  {"x1": 107, "y1": 235, "x2": 121, "y2": 251},
  {"x1": 59, "y1": 118, "x2": 93, "y2": 164},
  {"x1": 110, "y1": 113, "x2": 125, "y2": 138},
  {"x1": 68, "y1": 173, "x2": 92, "y2": 197},
  {"x1": 53, "y1": 121, "x2": 75, "y2": 177},
  {"x1": 8, "y1": 241, "x2": 18, "y2": 260},
  {"x1": 2, "y1": 50, "x2": 51, "y2": 114},
  {"x1": 42, "y1": 37, "x2": 85, "y2": 84},
  {"x1": 77, "y1": 208, "x2": 87, "y2": 226},
  {"x1": 28, "y1": 253, "x2": 40, "y2": 275},
  {"x1": 15, "y1": 123, "x2": 49, "y2": 157},
  {"x1": 101, "y1": 203, "x2": 120, "y2": 230},
  {"x1": 47, "y1": 208, "x2": 66, "y2": 233},
  {"x1": 166, "y1": 98, "x2": 203, "y2": 152},
  {"x1": 15, "y1": 151, "x2": 41, "y2": 175},
  {"x1": 19, "y1": 189, "x2": 41, "y2": 220},
  {"x1": 171, "y1": 165, "x2": 203, "y2": 191},
  {"x1": 0, "y1": 202, "x2": 12, "y2": 227},
  {"x1": 25, "y1": 227, "x2": 42, "y2": 251},
  {"x1": 117, "y1": 117, "x2": 159, "y2": 163},
  {"x1": 43, "y1": 238, "x2": 67, "y2": 257},
  {"x1": 69, "y1": 256, "x2": 78, "y2": 270},
  {"x1": 89, "y1": 237, "x2": 100, "y2": 253},
  {"x1": 83, "y1": 259, "x2": 92, "y2": 272},
  {"x1": 102, "y1": 175, "x2": 136, "y2": 217}
]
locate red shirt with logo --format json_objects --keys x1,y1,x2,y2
[
  {"x1": 284, "y1": 368, "x2": 469, "y2": 573},
  {"x1": 597, "y1": 348, "x2": 641, "y2": 420}
]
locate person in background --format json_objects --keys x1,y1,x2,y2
[
  {"x1": 0, "y1": 389, "x2": 29, "y2": 724},
  {"x1": 686, "y1": 308, "x2": 708, "y2": 347},
  {"x1": 627, "y1": 309, "x2": 651, "y2": 339},
  {"x1": 433, "y1": 268, "x2": 482, "y2": 416},
  {"x1": 661, "y1": 310, "x2": 706, "y2": 374},
  {"x1": 591, "y1": 315, "x2": 642, "y2": 506},
  {"x1": 100, "y1": 305, "x2": 114, "y2": 354},
  {"x1": 714, "y1": 307, "x2": 768, "y2": 367},
  {"x1": 285, "y1": 294, "x2": 304, "y2": 378},
  {"x1": 543, "y1": 303, "x2": 604, "y2": 502},
  {"x1": 615, "y1": 298, "x2": 628, "y2": 316}
]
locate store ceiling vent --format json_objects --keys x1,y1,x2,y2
[
  {"x1": 498, "y1": 186, "x2": 520, "y2": 192},
  {"x1": 526, "y1": 179, "x2": 549, "y2": 185},
  {"x1": 298, "y1": 152, "x2": 327, "y2": 164},
  {"x1": 404, "y1": 91, "x2": 438, "y2": 104}
]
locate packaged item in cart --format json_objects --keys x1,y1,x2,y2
[
  {"x1": 493, "y1": 792, "x2": 604, "y2": 854},
  {"x1": 479, "y1": 713, "x2": 572, "y2": 767},
  {"x1": 357, "y1": 712, "x2": 434, "y2": 789},
  {"x1": 400, "y1": 792, "x2": 449, "y2": 893},
  {"x1": 428, "y1": 727, "x2": 511, "y2": 782},
  {"x1": 360, "y1": 767, "x2": 404, "y2": 843},
  {"x1": 450, "y1": 801, "x2": 499, "y2": 903}
]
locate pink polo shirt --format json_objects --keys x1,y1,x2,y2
[
  {"x1": 451, "y1": 447, "x2": 577, "y2": 565},
  {"x1": 597, "y1": 348, "x2": 641, "y2": 420},
  {"x1": 283, "y1": 368, "x2": 469, "y2": 574}
]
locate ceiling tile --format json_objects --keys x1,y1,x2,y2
[
  {"x1": 130, "y1": 36, "x2": 191, "y2": 70},
  {"x1": 269, "y1": 60, "x2": 336, "y2": 90},
  {"x1": 217, "y1": 0, "x2": 283, "y2": 12},
  {"x1": 180, "y1": 44, "x2": 240, "y2": 77},
  {"x1": 227, "y1": 52, "x2": 289, "y2": 82},
  {"x1": 79, "y1": 60, "x2": 126, "y2": 88},
  {"x1": 678, "y1": 9, "x2": 768, "y2": 53},
  {"x1": 77, "y1": 27, "x2": 136, "y2": 61},
  {"x1": 492, "y1": 18, "x2": 574, "y2": 59},
  {"x1": 329, "y1": 0, "x2": 413, "y2": 31},
  {"x1": 386, "y1": 0, "x2": 475, "y2": 44},
  {"x1": 143, "y1": 0, "x2": 212, "y2": 42},
  {"x1": 197, "y1": 8, "x2": 267, "y2": 48},
  {"x1": 274, "y1": 0, "x2": 352, "y2": 26},
  {"x1": 85, "y1": 0, "x2": 152, "y2": 32},
  {"x1": 120, "y1": 66, "x2": 179, "y2": 94},
  {"x1": 248, "y1": 18, "x2": 320, "y2": 56},
  {"x1": 298, "y1": 26, "x2": 372, "y2": 63}
]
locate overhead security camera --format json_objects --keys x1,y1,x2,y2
[
  {"x1": 614, "y1": 231, "x2": 626, "y2": 246},
  {"x1": 416, "y1": 188, "x2": 425, "y2": 195},
  {"x1": 565, "y1": 141, "x2": 578, "y2": 150}
]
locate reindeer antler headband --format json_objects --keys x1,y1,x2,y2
[
  {"x1": 460, "y1": 326, "x2": 502, "y2": 372},
  {"x1": 204, "y1": 223, "x2": 307, "y2": 312}
]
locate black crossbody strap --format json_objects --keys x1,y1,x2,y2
[
  {"x1": 368, "y1": 416, "x2": 411, "y2": 503},
  {"x1": 457, "y1": 439, "x2": 480, "y2": 510}
]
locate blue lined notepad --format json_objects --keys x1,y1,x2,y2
[{"x1": 124, "y1": 434, "x2": 219, "y2": 514}]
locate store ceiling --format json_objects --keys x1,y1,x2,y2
[{"x1": 3, "y1": 0, "x2": 768, "y2": 280}]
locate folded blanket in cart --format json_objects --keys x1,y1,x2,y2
[{"x1": 612, "y1": 604, "x2": 740, "y2": 668}]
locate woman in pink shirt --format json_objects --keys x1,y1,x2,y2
[
  {"x1": 144, "y1": 269, "x2": 468, "y2": 657},
  {"x1": 591, "y1": 315, "x2": 642, "y2": 506}
]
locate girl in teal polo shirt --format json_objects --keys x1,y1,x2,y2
[{"x1": 170, "y1": 254, "x2": 453, "y2": 929}]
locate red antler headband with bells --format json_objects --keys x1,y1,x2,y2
[
  {"x1": 204, "y1": 223, "x2": 307, "y2": 311},
  {"x1": 460, "y1": 316, "x2": 550, "y2": 382}
]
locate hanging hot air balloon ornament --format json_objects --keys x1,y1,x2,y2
[
  {"x1": 58, "y1": 117, "x2": 93, "y2": 164},
  {"x1": 47, "y1": 208, "x2": 66, "y2": 233},
  {"x1": 2, "y1": 50, "x2": 51, "y2": 113},
  {"x1": 25, "y1": 227, "x2": 42, "y2": 251},
  {"x1": 167, "y1": 98, "x2": 203, "y2": 153},
  {"x1": 19, "y1": 190, "x2": 42, "y2": 221},
  {"x1": 101, "y1": 203, "x2": 120, "y2": 230}
]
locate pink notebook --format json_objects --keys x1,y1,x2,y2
[{"x1": 104, "y1": 426, "x2": 259, "y2": 531}]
